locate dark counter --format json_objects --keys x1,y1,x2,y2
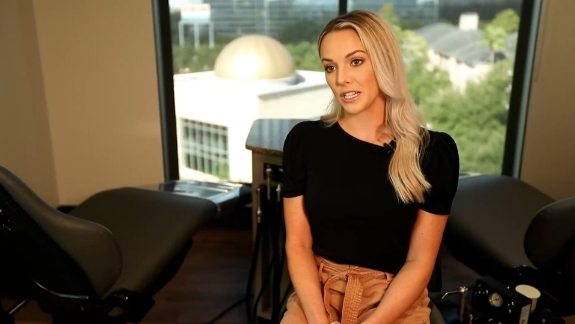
[{"x1": 245, "y1": 119, "x2": 306, "y2": 156}]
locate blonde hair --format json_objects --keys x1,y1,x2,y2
[{"x1": 318, "y1": 10, "x2": 430, "y2": 203}]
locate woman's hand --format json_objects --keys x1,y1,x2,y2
[{"x1": 361, "y1": 209, "x2": 447, "y2": 323}]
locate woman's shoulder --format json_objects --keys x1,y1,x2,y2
[
  {"x1": 285, "y1": 119, "x2": 326, "y2": 140},
  {"x1": 426, "y1": 130, "x2": 458, "y2": 152},
  {"x1": 289, "y1": 119, "x2": 324, "y2": 133},
  {"x1": 422, "y1": 130, "x2": 459, "y2": 167},
  {"x1": 283, "y1": 119, "x2": 324, "y2": 149},
  {"x1": 420, "y1": 130, "x2": 460, "y2": 214}
]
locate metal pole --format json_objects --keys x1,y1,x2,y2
[
  {"x1": 178, "y1": 21, "x2": 184, "y2": 47},
  {"x1": 194, "y1": 23, "x2": 200, "y2": 50}
]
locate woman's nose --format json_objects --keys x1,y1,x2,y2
[{"x1": 336, "y1": 66, "x2": 350, "y2": 85}]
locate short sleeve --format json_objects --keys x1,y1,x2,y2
[
  {"x1": 282, "y1": 122, "x2": 308, "y2": 197},
  {"x1": 419, "y1": 131, "x2": 460, "y2": 215}
]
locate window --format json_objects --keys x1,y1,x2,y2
[
  {"x1": 154, "y1": 0, "x2": 534, "y2": 182},
  {"x1": 179, "y1": 119, "x2": 229, "y2": 180}
]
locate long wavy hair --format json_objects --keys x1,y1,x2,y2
[{"x1": 318, "y1": 10, "x2": 430, "y2": 204}]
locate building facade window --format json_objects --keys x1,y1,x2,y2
[{"x1": 179, "y1": 118, "x2": 229, "y2": 180}]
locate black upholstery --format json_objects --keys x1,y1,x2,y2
[
  {"x1": 524, "y1": 196, "x2": 575, "y2": 314},
  {"x1": 444, "y1": 174, "x2": 553, "y2": 276},
  {"x1": 525, "y1": 196, "x2": 575, "y2": 277},
  {"x1": 0, "y1": 165, "x2": 217, "y2": 323},
  {"x1": 444, "y1": 174, "x2": 575, "y2": 315}
]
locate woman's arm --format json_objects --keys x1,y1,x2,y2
[
  {"x1": 362, "y1": 209, "x2": 448, "y2": 324},
  {"x1": 284, "y1": 195, "x2": 329, "y2": 324}
]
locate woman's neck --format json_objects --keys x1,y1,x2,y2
[{"x1": 339, "y1": 112, "x2": 392, "y2": 146}]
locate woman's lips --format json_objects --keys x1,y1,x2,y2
[{"x1": 341, "y1": 91, "x2": 360, "y2": 103}]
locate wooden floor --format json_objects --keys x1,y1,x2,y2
[{"x1": 3, "y1": 204, "x2": 574, "y2": 324}]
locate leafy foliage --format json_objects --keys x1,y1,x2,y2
[
  {"x1": 482, "y1": 9, "x2": 520, "y2": 62},
  {"x1": 380, "y1": 3, "x2": 401, "y2": 28},
  {"x1": 489, "y1": 9, "x2": 520, "y2": 34},
  {"x1": 172, "y1": 43, "x2": 225, "y2": 73},
  {"x1": 284, "y1": 41, "x2": 324, "y2": 71},
  {"x1": 423, "y1": 60, "x2": 513, "y2": 174}
]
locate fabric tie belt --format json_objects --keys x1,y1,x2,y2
[{"x1": 316, "y1": 256, "x2": 394, "y2": 324}]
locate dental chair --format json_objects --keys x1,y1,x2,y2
[
  {"x1": 524, "y1": 195, "x2": 575, "y2": 315},
  {"x1": 444, "y1": 174, "x2": 575, "y2": 316},
  {"x1": 0, "y1": 165, "x2": 217, "y2": 323}
]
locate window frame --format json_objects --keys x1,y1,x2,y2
[
  {"x1": 152, "y1": 0, "x2": 179, "y2": 181},
  {"x1": 502, "y1": 0, "x2": 542, "y2": 177}
]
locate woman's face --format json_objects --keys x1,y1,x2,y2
[{"x1": 319, "y1": 28, "x2": 385, "y2": 118}]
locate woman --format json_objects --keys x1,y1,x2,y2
[{"x1": 281, "y1": 10, "x2": 459, "y2": 324}]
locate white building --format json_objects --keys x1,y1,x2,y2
[
  {"x1": 416, "y1": 13, "x2": 493, "y2": 90},
  {"x1": 173, "y1": 34, "x2": 331, "y2": 183}
]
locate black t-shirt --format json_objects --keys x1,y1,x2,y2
[{"x1": 282, "y1": 120, "x2": 459, "y2": 274}]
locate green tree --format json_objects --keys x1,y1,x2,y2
[
  {"x1": 374, "y1": 6, "x2": 451, "y2": 111},
  {"x1": 424, "y1": 60, "x2": 513, "y2": 174},
  {"x1": 414, "y1": 8, "x2": 518, "y2": 174},
  {"x1": 277, "y1": 19, "x2": 325, "y2": 44},
  {"x1": 285, "y1": 41, "x2": 323, "y2": 71},
  {"x1": 400, "y1": 30, "x2": 451, "y2": 110},
  {"x1": 490, "y1": 9, "x2": 520, "y2": 34},
  {"x1": 482, "y1": 9, "x2": 519, "y2": 62},
  {"x1": 379, "y1": 3, "x2": 400, "y2": 28},
  {"x1": 483, "y1": 24, "x2": 507, "y2": 63},
  {"x1": 172, "y1": 43, "x2": 225, "y2": 73}
]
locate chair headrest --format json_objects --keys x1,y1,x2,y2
[{"x1": 524, "y1": 196, "x2": 575, "y2": 277}]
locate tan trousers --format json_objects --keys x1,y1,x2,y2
[{"x1": 281, "y1": 256, "x2": 430, "y2": 324}]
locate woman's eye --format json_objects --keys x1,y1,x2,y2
[
  {"x1": 324, "y1": 65, "x2": 335, "y2": 73},
  {"x1": 351, "y1": 59, "x2": 363, "y2": 66}
]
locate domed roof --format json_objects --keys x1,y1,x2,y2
[{"x1": 214, "y1": 34, "x2": 295, "y2": 80}]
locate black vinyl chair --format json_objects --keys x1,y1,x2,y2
[
  {"x1": 444, "y1": 174, "x2": 554, "y2": 276},
  {"x1": 444, "y1": 174, "x2": 575, "y2": 316},
  {"x1": 524, "y1": 196, "x2": 575, "y2": 315},
  {"x1": 0, "y1": 165, "x2": 217, "y2": 323}
]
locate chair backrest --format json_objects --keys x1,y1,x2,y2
[
  {"x1": 445, "y1": 174, "x2": 554, "y2": 275},
  {"x1": 0, "y1": 166, "x2": 122, "y2": 298},
  {"x1": 525, "y1": 196, "x2": 575, "y2": 280}
]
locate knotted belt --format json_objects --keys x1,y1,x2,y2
[{"x1": 316, "y1": 256, "x2": 394, "y2": 324}]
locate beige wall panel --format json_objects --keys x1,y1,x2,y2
[
  {"x1": 0, "y1": 0, "x2": 58, "y2": 205},
  {"x1": 33, "y1": 0, "x2": 163, "y2": 205},
  {"x1": 522, "y1": 0, "x2": 575, "y2": 199}
]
